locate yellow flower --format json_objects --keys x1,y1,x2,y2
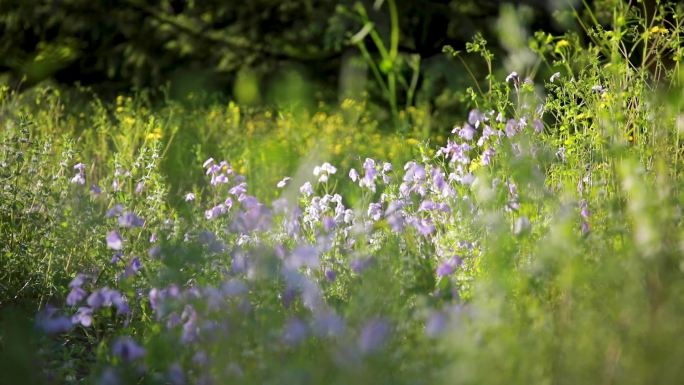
[
  {"x1": 649, "y1": 26, "x2": 668, "y2": 35},
  {"x1": 146, "y1": 127, "x2": 162, "y2": 140},
  {"x1": 554, "y1": 39, "x2": 570, "y2": 54}
]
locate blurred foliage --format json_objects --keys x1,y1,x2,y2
[{"x1": 0, "y1": 0, "x2": 573, "y2": 124}]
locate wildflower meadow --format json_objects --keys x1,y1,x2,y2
[{"x1": 1, "y1": 1, "x2": 684, "y2": 385}]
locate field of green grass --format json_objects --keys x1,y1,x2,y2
[{"x1": 1, "y1": 3, "x2": 684, "y2": 385}]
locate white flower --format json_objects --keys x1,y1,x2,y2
[
  {"x1": 505, "y1": 71, "x2": 519, "y2": 83},
  {"x1": 549, "y1": 72, "x2": 561, "y2": 83},
  {"x1": 349, "y1": 168, "x2": 359, "y2": 182},
  {"x1": 276, "y1": 177, "x2": 291, "y2": 188}
]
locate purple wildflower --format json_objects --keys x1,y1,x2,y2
[
  {"x1": 367, "y1": 202, "x2": 382, "y2": 221},
  {"x1": 299, "y1": 182, "x2": 314, "y2": 196},
  {"x1": 437, "y1": 256, "x2": 462, "y2": 277},
  {"x1": 106, "y1": 204, "x2": 123, "y2": 218},
  {"x1": 69, "y1": 274, "x2": 87, "y2": 288},
  {"x1": 408, "y1": 217, "x2": 435, "y2": 236},
  {"x1": 287, "y1": 245, "x2": 319, "y2": 269},
  {"x1": 350, "y1": 257, "x2": 372, "y2": 273},
  {"x1": 313, "y1": 311, "x2": 345, "y2": 338},
  {"x1": 458, "y1": 124, "x2": 476, "y2": 141},
  {"x1": 106, "y1": 231, "x2": 123, "y2": 250},
  {"x1": 282, "y1": 318, "x2": 308, "y2": 346},
  {"x1": 66, "y1": 287, "x2": 87, "y2": 306},
  {"x1": 505, "y1": 119, "x2": 518, "y2": 137},
  {"x1": 184, "y1": 192, "x2": 195, "y2": 202},
  {"x1": 425, "y1": 311, "x2": 448, "y2": 337},
  {"x1": 118, "y1": 212, "x2": 144, "y2": 228},
  {"x1": 112, "y1": 337, "x2": 145, "y2": 363},
  {"x1": 70, "y1": 173, "x2": 85, "y2": 185},
  {"x1": 71, "y1": 307, "x2": 93, "y2": 327},
  {"x1": 36, "y1": 306, "x2": 73, "y2": 334},
  {"x1": 359, "y1": 318, "x2": 391, "y2": 353}
]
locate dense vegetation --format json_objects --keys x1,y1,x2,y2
[{"x1": 1, "y1": 1, "x2": 684, "y2": 385}]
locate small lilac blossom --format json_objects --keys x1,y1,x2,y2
[
  {"x1": 287, "y1": 245, "x2": 319, "y2": 269},
  {"x1": 359, "y1": 318, "x2": 391, "y2": 353},
  {"x1": 386, "y1": 212, "x2": 405, "y2": 232},
  {"x1": 69, "y1": 274, "x2": 87, "y2": 288},
  {"x1": 436, "y1": 256, "x2": 462, "y2": 277},
  {"x1": 505, "y1": 119, "x2": 518, "y2": 137},
  {"x1": 204, "y1": 203, "x2": 228, "y2": 220},
  {"x1": 477, "y1": 124, "x2": 499, "y2": 146},
  {"x1": 425, "y1": 311, "x2": 448, "y2": 337},
  {"x1": 533, "y1": 119, "x2": 544, "y2": 133},
  {"x1": 367, "y1": 202, "x2": 382, "y2": 221},
  {"x1": 221, "y1": 279, "x2": 247, "y2": 297},
  {"x1": 70, "y1": 173, "x2": 85, "y2": 185},
  {"x1": 112, "y1": 337, "x2": 146, "y2": 362},
  {"x1": 517, "y1": 116, "x2": 528, "y2": 129},
  {"x1": 106, "y1": 230, "x2": 123, "y2": 250},
  {"x1": 419, "y1": 200, "x2": 439, "y2": 212},
  {"x1": 282, "y1": 317, "x2": 308, "y2": 345},
  {"x1": 130, "y1": 257, "x2": 142, "y2": 272},
  {"x1": 458, "y1": 124, "x2": 476, "y2": 141},
  {"x1": 71, "y1": 307, "x2": 93, "y2": 327},
  {"x1": 118, "y1": 212, "x2": 144, "y2": 228},
  {"x1": 581, "y1": 220, "x2": 590, "y2": 235},
  {"x1": 299, "y1": 182, "x2": 314, "y2": 196},
  {"x1": 66, "y1": 287, "x2": 87, "y2": 306},
  {"x1": 106, "y1": 204, "x2": 123, "y2": 218},
  {"x1": 322, "y1": 216, "x2": 336, "y2": 232},
  {"x1": 350, "y1": 257, "x2": 372, "y2": 273},
  {"x1": 167, "y1": 364, "x2": 185, "y2": 385},
  {"x1": 36, "y1": 306, "x2": 73, "y2": 334},
  {"x1": 229, "y1": 182, "x2": 247, "y2": 196},
  {"x1": 90, "y1": 184, "x2": 101, "y2": 194},
  {"x1": 481, "y1": 147, "x2": 496, "y2": 166},
  {"x1": 313, "y1": 311, "x2": 345, "y2": 338},
  {"x1": 556, "y1": 146, "x2": 566, "y2": 162},
  {"x1": 468, "y1": 109, "x2": 485, "y2": 127},
  {"x1": 408, "y1": 217, "x2": 435, "y2": 236},
  {"x1": 325, "y1": 269, "x2": 337, "y2": 282},
  {"x1": 580, "y1": 200, "x2": 590, "y2": 219},
  {"x1": 184, "y1": 192, "x2": 195, "y2": 202},
  {"x1": 513, "y1": 216, "x2": 531, "y2": 235}
]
